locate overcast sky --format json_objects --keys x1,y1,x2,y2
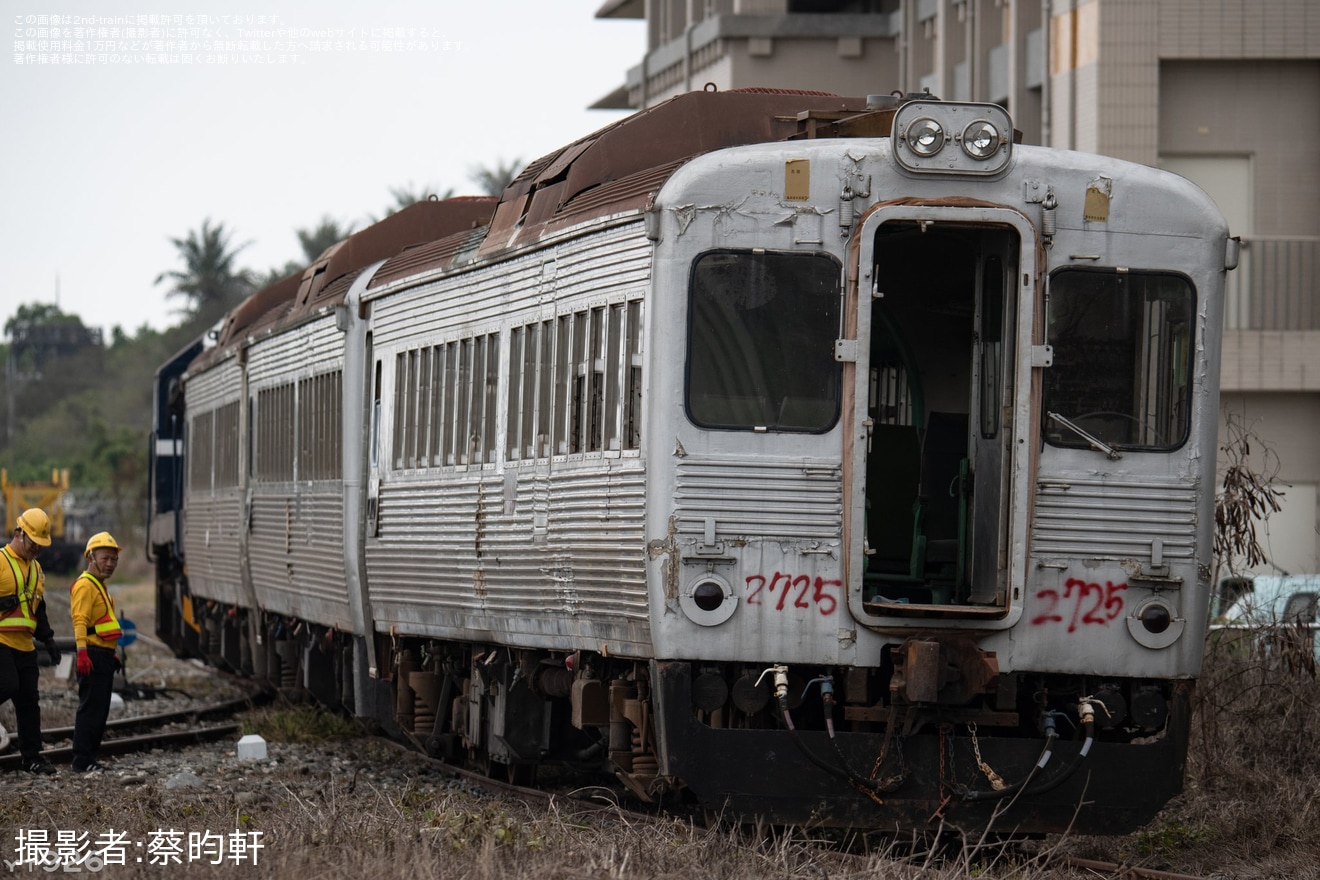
[{"x1": 2, "y1": 1, "x2": 645, "y2": 337}]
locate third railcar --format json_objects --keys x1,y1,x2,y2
[{"x1": 149, "y1": 89, "x2": 1234, "y2": 835}]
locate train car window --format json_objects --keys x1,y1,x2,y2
[
  {"x1": 686, "y1": 250, "x2": 841, "y2": 432},
  {"x1": 392, "y1": 351, "x2": 409, "y2": 468},
  {"x1": 624, "y1": 300, "x2": 643, "y2": 450},
  {"x1": 214, "y1": 401, "x2": 240, "y2": 487},
  {"x1": 296, "y1": 371, "x2": 342, "y2": 480},
  {"x1": 188, "y1": 409, "x2": 214, "y2": 491},
  {"x1": 604, "y1": 304, "x2": 624, "y2": 451},
  {"x1": 506, "y1": 325, "x2": 530, "y2": 461},
  {"x1": 428, "y1": 343, "x2": 447, "y2": 466},
  {"x1": 510, "y1": 303, "x2": 642, "y2": 462},
  {"x1": 255, "y1": 383, "x2": 295, "y2": 481},
  {"x1": 979, "y1": 255, "x2": 1004, "y2": 440},
  {"x1": 1043, "y1": 269, "x2": 1194, "y2": 451},
  {"x1": 554, "y1": 317, "x2": 572, "y2": 454},
  {"x1": 371, "y1": 360, "x2": 381, "y2": 470},
  {"x1": 441, "y1": 342, "x2": 458, "y2": 465}
]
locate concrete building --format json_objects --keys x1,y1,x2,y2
[{"x1": 593, "y1": 0, "x2": 1320, "y2": 575}]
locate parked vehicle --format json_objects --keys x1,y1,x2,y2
[{"x1": 1213, "y1": 574, "x2": 1320, "y2": 662}]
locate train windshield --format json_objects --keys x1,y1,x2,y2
[
  {"x1": 1043, "y1": 269, "x2": 1194, "y2": 451},
  {"x1": 685, "y1": 250, "x2": 841, "y2": 432}
]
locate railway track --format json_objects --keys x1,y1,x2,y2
[{"x1": 0, "y1": 685, "x2": 268, "y2": 771}]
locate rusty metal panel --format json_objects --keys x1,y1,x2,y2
[
  {"x1": 368, "y1": 226, "x2": 487, "y2": 290},
  {"x1": 479, "y1": 90, "x2": 870, "y2": 258},
  {"x1": 900, "y1": 639, "x2": 942, "y2": 703}
]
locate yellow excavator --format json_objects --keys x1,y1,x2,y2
[{"x1": 1, "y1": 468, "x2": 80, "y2": 572}]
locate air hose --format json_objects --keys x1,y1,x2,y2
[{"x1": 963, "y1": 712, "x2": 1060, "y2": 802}]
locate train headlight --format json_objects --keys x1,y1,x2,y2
[
  {"x1": 961, "y1": 120, "x2": 1003, "y2": 159},
  {"x1": 892, "y1": 101, "x2": 1013, "y2": 176},
  {"x1": 905, "y1": 117, "x2": 945, "y2": 157},
  {"x1": 680, "y1": 574, "x2": 737, "y2": 627},
  {"x1": 1126, "y1": 598, "x2": 1186, "y2": 649}
]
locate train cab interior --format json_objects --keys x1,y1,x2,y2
[{"x1": 861, "y1": 220, "x2": 1020, "y2": 615}]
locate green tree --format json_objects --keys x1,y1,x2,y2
[
  {"x1": 257, "y1": 215, "x2": 356, "y2": 288},
  {"x1": 4, "y1": 303, "x2": 98, "y2": 376},
  {"x1": 154, "y1": 219, "x2": 254, "y2": 323},
  {"x1": 372, "y1": 182, "x2": 455, "y2": 221},
  {"x1": 468, "y1": 157, "x2": 524, "y2": 196},
  {"x1": 296, "y1": 215, "x2": 353, "y2": 262}
]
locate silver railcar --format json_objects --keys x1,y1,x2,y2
[{"x1": 150, "y1": 89, "x2": 1232, "y2": 834}]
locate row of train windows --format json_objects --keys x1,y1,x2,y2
[
  {"x1": 186, "y1": 371, "x2": 344, "y2": 489},
  {"x1": 388, "y1": 301, "x2": 644, "y2": 469}
]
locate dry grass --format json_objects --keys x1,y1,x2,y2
[{"x1": 1058, "y1": 629, "x2": 1320, "y2": 878}]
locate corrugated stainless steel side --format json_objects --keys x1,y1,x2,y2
[
  {"x1": 180, "y1": 490, "x2": 245, "y2": 605},
  {"x1": 1031, "y1": 477, "x2": 1198, "y2": 559},
  {"x1": 242, "y1": 316, "x2": 353, "y2": 625},
  {"x1": 370, "y1": 220, "x2": 651, "y2": 341},
  {"x1": 372, "y1": 253, "x2": 542, "y2": 342},
  {"x1": 247, "y1": 490, "x2": 351, "y2": 625},
  {"x1": 247, "y1": 316, "x2": 342, "y2": 384},
  {"x1": 365, "y1": 463, "x2": 648, "y2": 649},
  {"x1": 674, "y1": 456, "x2": 843, "y2": 539},
  {"x1": 186, "y1": 359, "x2": 241, "y2": 412},
  {"x1": 181, "y1": 359, "x2": 245, "y2": 604}
]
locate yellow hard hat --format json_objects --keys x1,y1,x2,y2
[
  {"x1": 84, "y1": 531, "x2": 121, "y2": 558},
  {"x1": 16, "y1": 508, "x2": 52, "y2": 547}
]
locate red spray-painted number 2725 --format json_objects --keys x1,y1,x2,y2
[
  {"x1": 745, "y1": 572, "x2": 841, "y2": 616},
  {"x1": 1031, "y1": 578, "x2": 1127, "y2": 632}
]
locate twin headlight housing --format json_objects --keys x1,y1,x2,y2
[{"x1": 893, "y1": 101, "x2": 1013, "y2": 175}]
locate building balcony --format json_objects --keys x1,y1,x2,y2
[{"x1": 1219, "y1": 235, "x2": 1320, "y2": 393}]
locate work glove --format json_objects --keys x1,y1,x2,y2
[
  {"x1": 76, "y1": 649, "x2": 92, "y2": 677},
  {"x1": 44, "y1": 639, "x2": 60, "y2": 666},
  {"x1": 113, "y1": 653, "x2": 123, "y2": 671}
]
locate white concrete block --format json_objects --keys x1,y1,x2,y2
[{"x1": 236, "y1": 734, "x2": 267, "y2": 761}]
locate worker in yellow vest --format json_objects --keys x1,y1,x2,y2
[
  {"x1": 70, "y1": 531, "x2": 123, "y2": 774},
  {"x1": 1, "y1": 508, "x2": 61, "y2": 774}
]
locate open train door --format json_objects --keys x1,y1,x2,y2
[{"x1": 845, "y1": 205, "x2": 1037, "y2": 620}]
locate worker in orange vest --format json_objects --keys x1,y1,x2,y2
[
  {"x1": 70, "y1": 531, "x2": 124, "y2": 774},
  {"x1": 1, "y1": 508, "x2": 61, "y2": 774}
]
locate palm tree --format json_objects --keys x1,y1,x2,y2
[
  {"x1": 296, "y1": 215, "x2": 354, "y2": 262},
  {"x1": 468, "y1": 157, "x2": 524, "y2": 196},
  {"x1": 372, "y1": 182, "x2": 455, "y2": 221},
  {"x1": 155, "y1": 219, "x2": 254, "y2": 322}
]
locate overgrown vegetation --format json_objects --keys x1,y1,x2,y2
[{"x1": 243, "y1": 705, "x2": 364, "y2": 743}]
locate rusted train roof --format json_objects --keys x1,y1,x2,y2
[
  {"x1": 193, "y1": 197, "x2": 497, "y2": 369},
  {"x1": 476, "y1": 89, "x2": 871, "y2": 257},
  {"x1": 292, "y1": 196, "x2": 497, "y2": 315}
]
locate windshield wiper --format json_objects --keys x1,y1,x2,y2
[{"x1": 1047, "y1": 412, "x2": 1122, "y2": 460}]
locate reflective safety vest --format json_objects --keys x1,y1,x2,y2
[
  {"x1": 0, "y1": 547, "x2": 38, "y2": 634},
  {"x1": 77, "y1": 572, "x2": 122, "y2": 642}
]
